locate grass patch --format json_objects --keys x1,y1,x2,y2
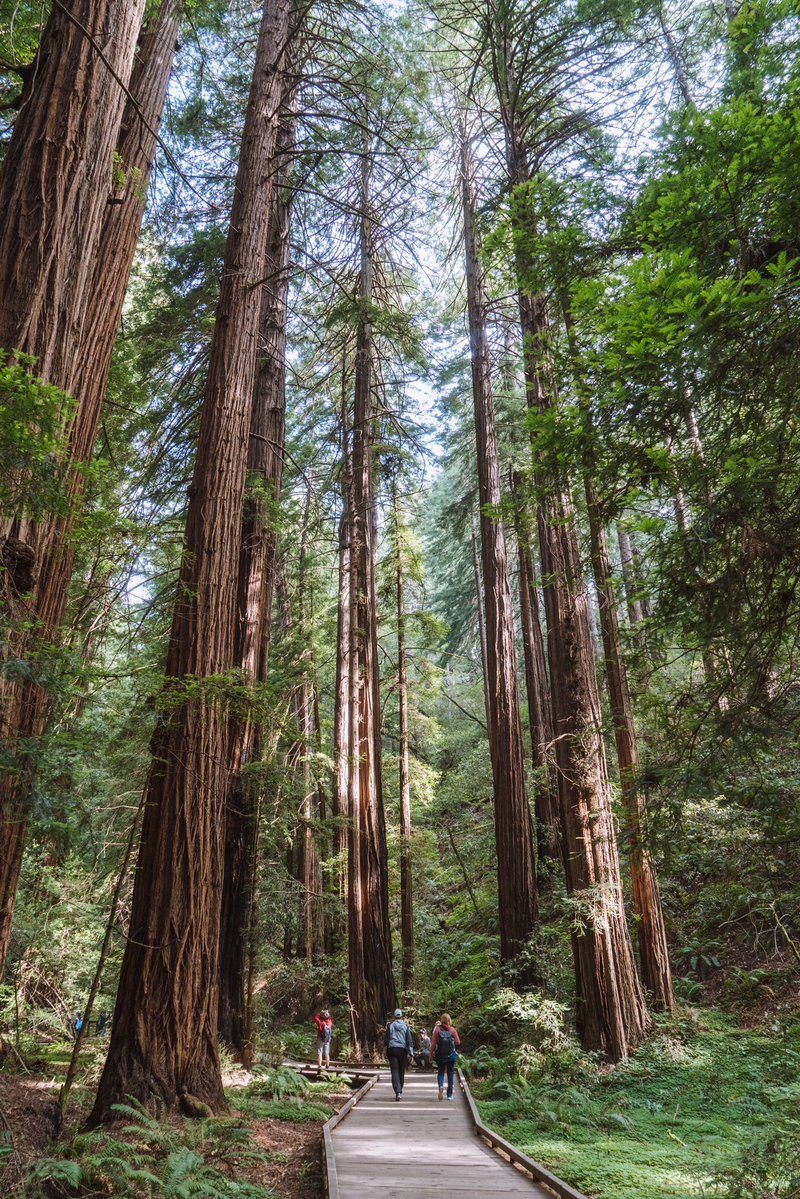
[
  {"x1": 473, "y1": 1010, "x2": 800, "y2": 1199},
  {"x1": 234, "y1": 1099, "x2": 334, "y2": 1124}
]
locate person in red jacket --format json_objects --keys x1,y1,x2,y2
[
  {"x1": 430, "y1": 1013, "x2": 460, "y2": 1101},
  {"x1": 314, "y1": 1009, "x2": 333, "y2": 1070}
]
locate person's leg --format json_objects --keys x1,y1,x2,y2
[
  {"x1": 437, "y1": 1062, "x2": 444, "y2": 1100},
  {"x1": 397, "y1": 1052, "x2": 406, "y2": 1093},
  {"x1": 388, "y1": 1050, "x2": 402, "y2": 1097},
  {"x1": 317, "y1": 1039, "x2": 323, "y2": 1067},
  {"x1": 324, "y1": 1040, "x2": 330, "y2": 1068},
  {"x1": 446, "y1": 1060, "x2": 455, "y2": 1098}
]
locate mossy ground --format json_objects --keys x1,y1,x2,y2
[{"x1": 473, "y1": 1011, "x2": 800, "y2": 1199}]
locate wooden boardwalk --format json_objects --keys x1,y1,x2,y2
[{"x1": 327, "y1": 1070, "x2": 564, "y2": 1199}]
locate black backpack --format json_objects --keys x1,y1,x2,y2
[{"x1": 435, "y1": 1028, "x2": 455, "y2": 1062}]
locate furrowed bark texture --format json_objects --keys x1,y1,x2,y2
[
  {"x1": 499, "y1": 113, "x2": 650, "y2": 1055},
  {"x1": 90, "y1": 0, "x2": 292, "y2": 1121},
  {"x1": 0, "y1": 0, "x2": 149, "y2": 983},
  {"x1": 218, "y1": 104, "x2": 295, "y2": 1061},
  {"x1": 460, "y1": 129, "x2": 538, "y2": 966},
  {"x1": 393, "y1": 487, "x2": 414, "y2": 992},
  {"x1": 585, "y1": 486, "x2": 675, "y2": 1011},
  {"x1": 347, "y1": 157, "x2": 396, "y2": 1051}
]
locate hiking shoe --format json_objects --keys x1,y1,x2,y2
[
  {"x1": 395, "y1": 1094, "x2": 401, "y2": 1101},
  {"x1": 446, "y1": 1095, "x2": 454, "y2": 1101},
  {"x1": 438, "y1": 1087, "x2": 444, "y2": 1101}
]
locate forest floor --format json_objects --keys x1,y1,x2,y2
[
  {"x1": 2, "y1": 1007, "x2": 799, "y2": 1199},
  {"x1": 473, "y1": 1007, "x2": 800, "y2": 1199},
  {"x1": 0, "y1": 1049, "x2": 351, "y2": 1198}
]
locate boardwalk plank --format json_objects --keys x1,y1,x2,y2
[{"x1": 329, "y1": 1072, "x2": 557, "y2": 1198}]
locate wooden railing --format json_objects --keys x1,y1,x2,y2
[{"x1": 457, "y1": 1068, "x2": 588, "y2": 1199}]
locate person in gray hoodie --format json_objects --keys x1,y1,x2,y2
[{"x1": 384, "y1": 1008, "x2": 414, "y2": 1100}]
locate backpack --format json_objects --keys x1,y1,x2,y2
[
  {"x1": 323, "y1": 1022, "x2": 333, "y2": 1044},
  {"x1": 435, "y1": 1028, "x2": 455, "y2": 1062}
]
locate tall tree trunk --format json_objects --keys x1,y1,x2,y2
[
  {"x1": 0, "y1": 0, "x2": 150, "y2": 983},
  {"x1": 218, "y1": 101, "x2": 295, "y2": 1063},
  {"x1": 392, "y1": 485, "x2": 414, "y2": 994},
  {"x1": 585, "y1": 488, "x2": 674, "y2": 1011},
  {"x1": 560, "y1": 298, "x2": 674, "y2": 1012},
  {"x1": 332, "y1": 371, "x2": 352, "y2": 945},
  {"x1": 459, "y1": 126, "x2": 538, "y2": 969},
  {"x1": 498, "y1": 114, "x2": 650, "y2": 1057},
  {"x1": 510, "y1": 477, "x2": 561, "y2": 863},
  {"x1": 347, "y1": 151, "x2": 396, "y2": 1053},
  {"x1": 90, "y1": 0, "x2": 293, "y2": 1121},
  {"x1": 277, "y1": 544, "x2": 320, "y2": 969}
]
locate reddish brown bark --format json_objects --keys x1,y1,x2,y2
[
  {"x1": 90, "y1": 0, "x2": 293, "y2": 1121},
  {"x1": 459, "y1": 127, "x2": 538, "y2": 967},
  {"x1": 496, "y1": 106, "x2": 650, "y2": 1054},
  {"x1": 510, "y1": 481, "x2": 561, "y2": 863},
  {"x1": 0, "y1": 0, "x2": 160, "y2": 982},
  {"x1": 392, "y1": 486, "x2": 414, "y2": 993},
  {"x1": 347, "y1": 155, "x2": 396, "y2": 1052},
  {"x1": 470, "y1": 521, "x2": 493, "y2": 734},
  {"x1": 332, "y1": 370, "x2": 352, "y2": 941},
  {"x1": 585, "y1": 487, "x2": 675, "y2": 1012},
  {"x1": 218, "y1": 104, "x2": 295, "y2": 1061}
]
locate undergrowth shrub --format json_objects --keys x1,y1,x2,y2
[
  {"x1": 708, "y1": 1122, "x2": 800, "y2": 1198},
  {"x1": 22, "y1": 1099, "x2": 273, "y2": 1198}
]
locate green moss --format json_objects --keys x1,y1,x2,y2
[{"x1": 475, "y1": 1013, "x2": 800, "y2": 1199}]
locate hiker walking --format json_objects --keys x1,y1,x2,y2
[
  {"x1": 416, "y1": 1028, "x2": 431, "y2": 1070},
  {"x1": 314, "y1": 1008, "x2": 333, "y2": 1070},
  {"x1": 385, "y1": 1008, "x2": 414, "y2": 1101},
  {"x1": 430, "y1": 1013, "x2": 460, "y2": 1101}
]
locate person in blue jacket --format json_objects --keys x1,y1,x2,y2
[{"x1": 384, "y1": 1008, "x2": 414, "y2": 1100}]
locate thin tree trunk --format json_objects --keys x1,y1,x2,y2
[
  {"x1": 510, "y1": 476, "x2": 561, "y2": 863},
  {"x1": 498, "y1": 110, "x2": 650, "y2": 1057},
  {"x1": 347, "y1": 148, "x2": 396, "y2": 1053},
  {"x1": 392, "y1": 485, "x2": 414, "y2": 994},
  {"x1": 470, "y1": 521, "x2": 493, "y2": 734},
  {"x1": 332, "y1": 367, "x2": 352, "y2": 945},
  {"x1": 559, "y1": 296, "x2": 673, "y2": 1010},
  {"x1": 459, "y1": 125, "x2": 538, "y2": 969},
  {"x1": 585, "y1": 488, "x2": 674, "y2": 1011},
  {"x1": 218, "y1": 100, "x2": 295, "y2": 1063},
  {"x1": 617, "y1": 526, "x2": 646, "y2": 627},
  {"x1": 89, "y1": 0, "x2": 294, "y2": 1121},
  {"x1": 60, "y1": 793, "x2": 145, "y2": 1113},
  {"x1": 0, "y1": 0, "x2": 149, "y2": 983}
]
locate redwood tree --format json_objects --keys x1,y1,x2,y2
[
  {"x1": 481, "y1": 0, "x2": 652, "y2": 1056},
  {"x1": 346, "y1": 152, "x2": 396, "y2": 1052},
  {"x1": 90, "y1": 0, "x2": 295, "y2": 1120},
  {"x1": 218, "y1": 101, "x2": 296, "y2": 1061},
  {"x1": 392, "y1": 483, "x2": 415, "y2": 993},
  {"x1": 0, "y1": 0, "x2": 149, "y2": 982},
  {"x1": 459, "y1": 124, "x2": 539, "y2": 967}
]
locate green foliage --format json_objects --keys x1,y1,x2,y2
[
  {"x1": 474, "y1": 1014, "x2": 800, "y2": 1199},
  {"x1": 0, "y1": 353, "x2": 75, "y2": 523},
  {"x1": 248, "y1": 1066, "x2": 310, "y2": 1102},
  {"x1": 22, "y1": 1100, "x2": 274, "y2": 1198}
]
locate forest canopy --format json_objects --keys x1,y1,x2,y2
[{"x1": 1, "y1": 0, "x2": 799, "y2": 1196}]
